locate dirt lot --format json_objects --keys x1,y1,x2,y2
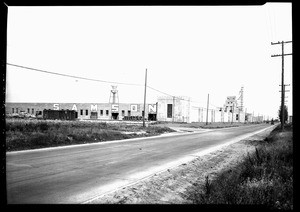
[{"x1": 88, "y1": 125, "x2": 276, "y2": 204}]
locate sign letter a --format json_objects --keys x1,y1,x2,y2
[{"x1": 72, "y1": 104, "x2": 78, "y2": 111}]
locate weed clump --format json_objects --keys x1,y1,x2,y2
[
  {"x1": 187, "y1": 125, "x2": 293, "y2": 209},
  {"x1": 5, "y1": 119, "x2": 174, "y2": 151}
]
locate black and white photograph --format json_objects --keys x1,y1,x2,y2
[{"x1": 3, "y1": 2, "x2": 293, "y2": 208}]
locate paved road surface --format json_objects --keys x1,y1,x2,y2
[{"x1": 6, "y1": 124, "x2": 273, "y2": 204}]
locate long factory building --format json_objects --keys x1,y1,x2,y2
[{"x1": 5, "y1": 95, "x2": 258, "y2": 123}]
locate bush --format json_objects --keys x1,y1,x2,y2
[{"x1": 186, "y1": 126, "x2": 293, "y2": 209}]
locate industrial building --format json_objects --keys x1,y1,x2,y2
[
  {"x1": 5, "y1": 85, "x2": 251, "y2": 124},
  {"x1": 5, "y1": 96, "x2": 249, "y2": 124},
  {"x1": 5, "y1": 102, "x2": 158, "y2": 121},
  {"x1": 157, "y1": 96, "x2": 191, "y2": 123}
]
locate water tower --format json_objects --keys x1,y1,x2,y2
[{"x1": 109, "y1": 85, "x2": 119, "y2": 104}]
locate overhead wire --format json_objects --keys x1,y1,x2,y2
[
  {"x1": 7, "y1": 63, "x2": 227, "y2": 111},
  {"x1": 6, "y1": 63, "x2": 144, "y2": 87}
]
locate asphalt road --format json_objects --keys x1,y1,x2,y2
[{"x1": 6, "y1": 123, "x2": 274, "y2": 204}]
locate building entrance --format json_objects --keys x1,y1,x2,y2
[
  {"x1": 90, "y1": 112, "x2": 98, "y2": 119},
  {"x1": 148, "y1": 114, "x2": 157, "y2": 121},
  {"x1": 111, "y1": 113, "x2": 119, "y2": 120}
]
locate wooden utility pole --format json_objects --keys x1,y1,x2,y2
[
  {"x1": 231, "y1": 103, "x2": 234, "y2": 124},
  {"x1": 172, "y1": 96, "x2": 175, "y2": 123},
  {"x1": 271, "y1": 41, "x2": 292, "y2": 130},
  {"x1": 143, "y1": 69, "x2": 147, "y2": 128},
  {"x1": 206, "y1": 94, "x2": 209, "y2": 125}
]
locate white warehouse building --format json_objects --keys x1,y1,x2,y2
[{"x1": 157, "y1": 96, "x2": 246, "y2": 123}]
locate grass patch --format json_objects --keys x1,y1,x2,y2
[
  {"x1": 186, "y1": 124, "x2": 293, "y2": 209},
  {"x1": 5, "y1": 119, "x2": 175, "y2": 151}
]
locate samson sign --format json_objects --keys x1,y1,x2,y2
[
  {"x1": 52, "y1": 103, "x2": 157, "y2": 114},
  {"x1": 91, "y1": 104, "x2": 97, "y2": 112},
  {"x1": 72, "y1": 104, "x2": 78, "y2": 111},
  {"x1": 148, "y1": 104, "x2": 157, "y2": 113},
  {"x1": 111, "y1": 104, "x2": 119, "y2": 112},
  {"x1": 130, "y1": 104, "x2": 138, "y2": 112},
  {"x1": 53, "y1": 104, "x2": 60, "y2": 110}
]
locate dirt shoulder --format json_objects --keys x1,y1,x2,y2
[{"x1": 89, "y1": 126, "x2": 276, "y2": 204}]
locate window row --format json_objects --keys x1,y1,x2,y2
[
  {"x1": 12, "y1": 108, "x2": 35, "y2": 114},
  {"x1": 79, "y1": 109, "x2": 110, "y2": 116},
  {"x1": 80, "y1": 110, "x2": 133, "y2": 116},
  {"x1": 11, "y1": 108, "x2": 136, "y2": 117}
]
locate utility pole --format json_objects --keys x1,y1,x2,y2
[
  {"x1": 206, "y1": 94, "x2": 209, "y2": 125},
  {"x1": 143, "y1": 69, "x2": 147, "y2": 128},
  {"x1": 172, "y1": 96, "x2": 175, "y2": 123},
  {"x1": 231, "y1": 103, "x2": 234, "y2": 124},
  {"x1": 271, "y1": 40, "x2": 292, "y2": 130}
]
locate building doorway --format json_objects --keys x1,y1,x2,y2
[
  {"x1": 148, "y1": 114, "x2": 157, "y2": 121},
  {"x1": 90, "y1": 112, "x2": 98, "y2": 119},
  {"x1": 111, "y1": 113, "x2": 119, "y2": 120}
]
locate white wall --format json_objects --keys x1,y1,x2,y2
[{"x1": 157, "y1": 96, "x2": 191, "y2": 122}]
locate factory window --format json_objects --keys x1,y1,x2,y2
[
  {"x1": 122, "y1": 110, "x2": 125, "y2": 116},
  {"x1": 128, "y1": 110, "x2": 131, "y2": 116},
  {"x1": 12, "y1": 108, "x2": 14, "y2": 113},
  {"x1": 106, "y1": 110, "x2": 109, "y2": 115},
  {"x1": 32, "y1": 108, "x2": 34, "y2": 114},
  {"x1": 16, "y1": 108, "x2": 18, "y2": 113},
  {"x1": 100, "y1": 110, "x2": 103, "y2": 116},
  {"x1": 28, "y1": 108, "x2": 30, "y2": 113},
  {"x1": 80, "y1": 109, "x2": 83, "y2": 115},
  {"x1": 86, "y1": 109, "x2": 89, "y2": 116},
  {"x1": 167, "y1": 104, "x2": 172, "y2": 118}
]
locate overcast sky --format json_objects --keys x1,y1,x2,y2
[{"x1": 6, "y1": 3, "x2": 292, "y2": 119}]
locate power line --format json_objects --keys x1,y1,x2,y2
[
  {"x1": 147, "y1": 85, "x2": 193, "y2": 103},
  {"x1": 8, "y1": 62, "x2": 211, "y2": 106},
  {"x1": 147, "y1": 85, "x2": 174, "y2": 98},
  {"x1": 7, "y1": 63, "x2": 228, "y2": 111},
  {"x1": 8, "y1": 63, "x2": 219, "y2": 107},
  {"x1": 7, "y1": 63, "x2": 144, "y2": 87}
]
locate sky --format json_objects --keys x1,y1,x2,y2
[{"x1": 5, "y1": 3, "x2": 293, "y2": 120}]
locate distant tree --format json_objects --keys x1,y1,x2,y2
[{"x1": 278, "y1": 105, "x2": 288, "y2": 123}]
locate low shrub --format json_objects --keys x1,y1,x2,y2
[{"x1": 186, "y1": 125, "x2": 293, "y2": 209}]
